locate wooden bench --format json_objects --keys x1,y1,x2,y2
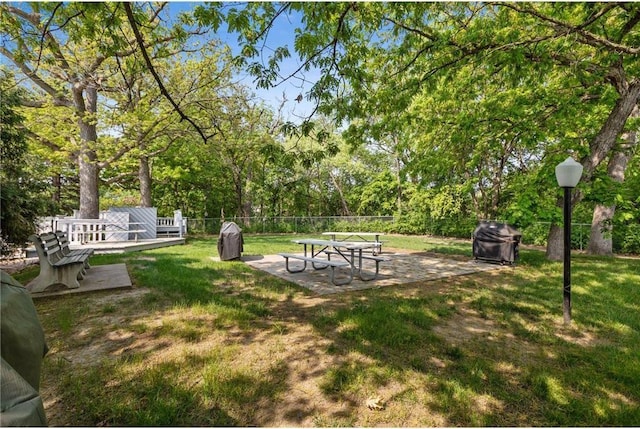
[
  {"x1": 324, "y1": 250, "x2": 390, "y2": 281},
  {"x1": 278, "y1": 253, "x2": 353, "y2": 286},
  {"x1": 156, "y1": 225, "x2": 180, "y2": 237},
  {"x1": 28, "y1": 233, "x2": 92, "y2": 293},
  {"x1": 55, "y1": 231, "x2": 94, "y2": 269}
]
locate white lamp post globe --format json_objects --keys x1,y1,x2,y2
[{"x1": 555, "y1": 157, "x2": 583, "y2": 188}]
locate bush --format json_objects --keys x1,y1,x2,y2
[
  {"x1": 520, "y1": 223, "x2": 549, "y2": 246},
  {"x1": 614, "y1": 223, "x2": 640, "y2": 254}
]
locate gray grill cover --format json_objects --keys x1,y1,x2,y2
[
  {"x1": 1, "y1": 271, "x2": 48, "y2": 426},
  {"x1": 472, "y1": 221, "x2": 522, "y2": 264},
  {"x1": 217, "y1": 222, "x2": 244, "y2": 261}
]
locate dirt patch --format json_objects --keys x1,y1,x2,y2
[
  {"x1": 432, "y1": 305, "x2": 546, "y2": 367},
  {"x1": 433, "y1": 306, "x2": 506, "y2": 344},
  {"x1": 87, "y1": 287, "x2": 152, "y2": 307},
  {"x1": 553, "y1": 323, "x2": 612, "y2": 347},
  {"x1": 40, "y1": 281, "x2": 457, "y2": 426}
]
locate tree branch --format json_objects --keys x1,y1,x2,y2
[
  {"x1": 123, "y1": 2, "x2": 213, "y2": 143},
  {"x1": 0, "y1": 46, "x2": 73, "y2": 107},
  {"x1": 6, "y1": 4, "x2": 75, "y2": 74},
  {"x1": 499, "y1": 2, "x2": 640, "y2": 55},
  {"x1": 618, "y1": 8, "x2": 640, "y2": 43},
  {"x1": 24, "y1": 128, "x2": 62, "y2": 152}
]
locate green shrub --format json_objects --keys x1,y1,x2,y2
[
  {"x1": 520, "y1": 223, "x2": 549, "y2": 246},
  {"x1": 615, "y1": 223, "x2": 640, "y2": 254}
]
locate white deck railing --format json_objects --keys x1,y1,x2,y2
[
  {"x1": 52, "y1": 219, "x2": 133, "y2": 244},
  {"x1": 40, "y1": 211, "x2": 186, "y2": 244}
]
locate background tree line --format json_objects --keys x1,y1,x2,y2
[{"x1": 1, "y1": 2, "x2": 638, "y2": 256}]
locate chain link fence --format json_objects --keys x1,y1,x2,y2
[
  {"x1": 189, "y1": 217, "x2": 606, "y2": 251},
  {"x1": 187, "y1": 216, "x2": 395, "y2": 235}
]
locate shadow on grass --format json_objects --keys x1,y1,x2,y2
[
  {"x1": 298, "y1": 251, "x2": 640, "y2": 426},
  {"x1": 29, "y1": 237, "x2": 640, "y2": 426}
]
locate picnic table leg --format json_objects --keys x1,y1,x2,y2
[
  {"x1": 283, "y1": 256, "x2": 307, "y2": 273},
  {"x1": 311, "y1": 244, "x2": 330, "y2": 270},
  {"x1": 327, "y1": 246, "x2": 353, "y2": 285},
  {"x1": 357, "y1": 249, "x2": 381, "y2": 281},
  {"x1": 329, "y1": 265, "x2": 353, "y2": 286},
  {"x1": 350, "y1": 249, "x2": 356, "y2": 279}
]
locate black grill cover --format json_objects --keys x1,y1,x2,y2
[
  {"x1": 472, "y1": 221, "x2": 522, "y2": 264},
  {"x1": 217, "y1": 221, "x2": 244, "y2": 261}
]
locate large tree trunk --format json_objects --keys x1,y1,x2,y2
[
  {"x1": 587, "y1": 205, "x2": 615, "y2": 255},
  {"x1": 394, "y1": 153, "x2": 403, "y2": 216},
  {"x1": 546, "y1": 223, "x2": 565, "y2": 261},
  {"x1": 51, "y1": 174, "x2": 61, "y2": 204},
  {"x1": 580, "y1": 80, "x2": 640, "y2": 183},
  {"x1": 586, "y1": 109, "x2": 636, "y2": 255},
  {"x1": 77, "y1": 148, "x2": 99, "y2": 219},
  {"x1": 75, "y1": 85, "x2": 100, "y2": 219},
  {"x1": 138, "y1": 155, "x2": 152, "y2": 207},
  {"x1": 546, "y1": 76, "x2": 640, "y2": 259}
]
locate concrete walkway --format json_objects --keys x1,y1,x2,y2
[{"x1": 243, "y1": 252, "x2": 508, "y2": 295}]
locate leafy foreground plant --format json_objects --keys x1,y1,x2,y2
[{"x1": 29, "y1": 235, "x2": 640, "y2": 426}]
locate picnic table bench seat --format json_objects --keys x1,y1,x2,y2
[
  {"x1": 28, "y1": 233, "x2": 92, "y2": 293},
  {"x1": 323, "y1": 250, "x2": 390, "y2": 281},
  {"x1": 278, "y1": 253, "x2": 353, "y2": 286}
]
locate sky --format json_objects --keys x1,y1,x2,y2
[{"x1": 167, "y1": 2, "x2": 319, "y2": 122}]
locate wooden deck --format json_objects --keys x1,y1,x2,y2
[
  {"x1": 23, "y1": 237, "x2": 184, "y2": 259},
  {"x1": 63, "y1": 237, "x2": 185, "y2": 254}
]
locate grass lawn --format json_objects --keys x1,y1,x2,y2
[{"x1": 11, "y1": 234, "x2": 640, "y2": 426}]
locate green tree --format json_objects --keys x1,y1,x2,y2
[
  {"x1": 209, "y1": 2, "x2": 639, "y2": 258},
  {"x1": 100, "y1": 41, "x2": 234, "y2": 210},
  {"x1": 0, "y1": 70, "x2": 53, "y2": 253},
  {"x1": 1, "y1": 2, "x2": 205, "y2": 218}
]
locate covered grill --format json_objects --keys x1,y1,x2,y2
[
  {"x1": 217, "y1": 221, "x2": 244, "y2": 261},
  {"x1": 472, "y1": 221, "x2": 522, "y2": 264}
]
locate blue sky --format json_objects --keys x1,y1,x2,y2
[{"x1": 167, "y1": 2, "x2": 319, "y2": 121}]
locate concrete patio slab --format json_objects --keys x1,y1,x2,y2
[
  {"x1": 29, "y1": 263, "x2": 132, "y2": 299},
  {"x1": 242, "y1": 252, "x2": 508, "y2": 295}
]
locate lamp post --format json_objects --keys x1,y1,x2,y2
[{"x1": 555, "y1": 157, "x2": 583, "y2": 325}]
